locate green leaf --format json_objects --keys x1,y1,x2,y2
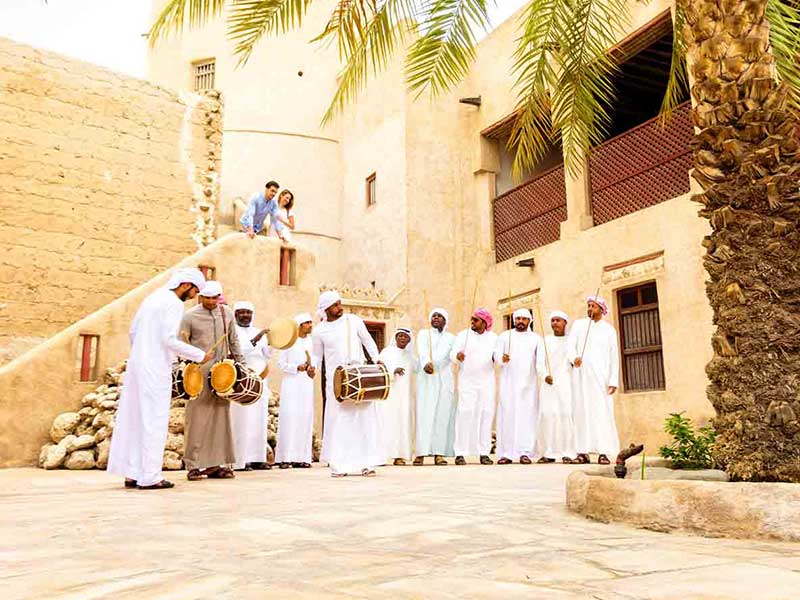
[
  {"x1": 228, "y1": 0, "x2": 314, "y2": 65},
  {"x1": 658, "y1": 3, "x2": 688, "y2": 124},
  {"x1": 149, "y1": 0, "x2": 226, "y2": 46},
  {"x1": 766, "y1": 0, "x2": 800, "y2": 110}
]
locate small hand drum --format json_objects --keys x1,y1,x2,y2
[
  {"x1": 209, "y1": 359, "x2": 237, "y2": 396},
  {"x1": 266, "y1": 317, "x2": 298, "y2": 350},
  {"x1": 172, "y1": 361, "x2": 203, "y2": 400},
  {"x1": 333, "y1": 363, "x2": 391, "y2": 404}
]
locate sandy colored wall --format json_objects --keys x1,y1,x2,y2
[
  {"x1": 147, "y1": 0, "x2": 344, "y2": 282},
  {"x1": 0, "y1": 36, "x2": 221, "y2": 365},
  {"x1": 0, "y1": 234, "x2": 318, "y2": 467}
]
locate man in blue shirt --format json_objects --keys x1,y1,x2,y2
[{"x1": 240, "y1": 180, "x2": 287, "y2": 241}]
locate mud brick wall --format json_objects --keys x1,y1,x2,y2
[{"x1": 0, "y1": 37, "x2": 222, "y2": 365}]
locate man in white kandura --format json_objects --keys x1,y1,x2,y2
[
  {"x1": 378, "y1": 327, "x2": 415, "y2": 465},
  {"x1": 108, "y1": 267, "x2": 211, "y2": 490},
  {"x1": 452, "y1": 308, "x2": 498, "y2": 466},
  {"x1": 414, "y1": 309, "x2": 456, "y2": 466},
  {"x1": 231, "y1": 300, "x2": 274, "y2": 471},
  {"x1": 568, "y1": 296, "x2": 620, "y2": 465},
  {"x1": 494, "y1": 308, "x2": 542, "y2": 465},
  {"x1": 536, "y1": 310, "x2": 577, "y2": 464},
  {"x1": 275, "y1": 313, "x2": 316, "y2": 469},
  {"x1": 312, "y1": 290, "x2": 383, "y2": 477}
]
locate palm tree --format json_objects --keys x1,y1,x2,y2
[{"x1": 150, "y1": 0, "x2": 800, "y2": 481}]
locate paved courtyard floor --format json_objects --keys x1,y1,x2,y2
[{"x1": 2, "y1": 463, "x2": 800, "y2": 599}]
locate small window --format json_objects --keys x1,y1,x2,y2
[
  {"x1": 364, "y1": 321, "x2": 385, "y2": 361},
  {"x1": 279, "y1": 248, "x2": 296, "y2": 286},
  {"x1": 193, "y1": 59, "x2": 216, "y2": 91},
  {"x1": 366, "y1": 173, "x2": 376, "y2": 207},
  {"x1": 617, "y1": 282, "x2": 665, "y2": 392},
  {"x1": 77, "y1": 334, "x2": 100, "y2": 381}
]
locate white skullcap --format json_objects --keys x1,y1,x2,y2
[
  {"x1": 199, "y1": 280, "x2": 223, "y2": 297},
  {"x1": 512, "y1": 308, "x2": 532, "y2": 321},
  {"x1": 167, "y1": 267, "x2": 205, "y2": 291},
  {"x1": 395, "y1": 327, "x2": 412, "y2": 337},
  {"x1": 549, "y1": 310, "x2": 569, "y2": 322},
  {"x1": 317, "y1": 290, "x2": 341, "y2": 321},
  {"x1": 429, "y1": 307, "x2": 449, "y2": 322},
  {"x1": 294, "y1": 312, "x2": 313, "y2": 325},
  {"x1": 233, "y1": 301, "x2": 254, "y2": 312}
]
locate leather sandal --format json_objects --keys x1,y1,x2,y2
[
  {"x1": 138, "y1": 480, "x2": 175, "y2": 490},
  {"x1": 434, "y1": 456, "x2": 448, "y2": 466},
  {"x1": 393, "y1": 458, "x2": 406, "y2": 466},
  {"x1": 480, "y1": 455, "x2": 494, "y2": 465},
  {"x1": 207, "y1": 467, "x2": 235, "y2": 479},
  {"x1": 519, "y1": 455, "x2": 532, "y2": 464},
  {"x1": 413, "y1": 456, "x2": 425, "y2": 466},
  {"x1": 124, "y1": 478, "x2": 137, "y2": 488},
  {"x1": 361, "y1": 468, "x2": 377, "y2": 477},
  {"x1": 562, "y1": 457, "x2": 575, "y2": 464},
  {"x1": 455, "y1": 456, "x2": 466, "y2": 466},
  {"x1": 497, "y1": 457, "x2": 512, "y2": 465},
  {"x1": 187, "y1": 469, "x2": 206, "y2": 481},
  {"x1": 537, "y1": 457, "x2": 555, "y2": 464},
  {"x1": 598, "y1": 454, "x2": 611, "y2": 465}
]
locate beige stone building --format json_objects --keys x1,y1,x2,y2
[
  {"x1": 147, "y1": 0, "x2": 714, "y2": 452},
  {"x1": 0, "y1": 0, "x2": 715, "y2": 466}
]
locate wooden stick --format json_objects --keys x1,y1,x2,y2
[
  {"x1": 507, "y1": 272, "x2": 513, "y2": 355},
  {"x1": 423, "y1": 289, "x2": 434, "y2": 373},
  {"x1": 535, "y1": 301, "x2": 552, "y2": 380},
  {"x1": 464, "y1": 277, "x2": 480, "y2": 352},
  {"x1": 580, "y1": 286, "x2": 601, "y2": 361}
]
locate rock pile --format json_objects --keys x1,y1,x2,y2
[{"x1": 39, "y1": 361, "x2": 282, "y2": 470}]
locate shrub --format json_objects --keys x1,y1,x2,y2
[{"x1": 659, "y1": 412, "x2": 716, "y2": 470}]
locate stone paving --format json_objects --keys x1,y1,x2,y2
[{"x1": 2, "y1": 463, "x2": 800, "y2": 599}]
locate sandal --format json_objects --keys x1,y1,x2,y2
[
  {"x1": 331, "y1": 472, "x2": 348, "y2": 478},
  {"x1": 434, "y1": 456, "x2": 448, "y2": 466},
  {"x1": 455, "y1": 456, "x2": 466, "y2": 466},
  {"x1": 234, "y1": 465, "x2": 253, "y2": 472},
  {"x1": 480, "y1": 455, "x2": 494, "y2": 465},
  {"x1": 393, "y1": 458, "x2": 406, "y2": 466},
  {"x1": 519, "y1": 456, "x2": 532, "y2": 464},
  {"x1": 207, "y1": 467, "x2": 235, "y2": 479},
  {"x1": 361, "y1": 468, "x2": 377, "y2": 477},
  {"x1": 562, "y1": 457, "x2": 575, "y2": 464},
  {"x1": 124, "y1": 478, "x2": 137, "y2": 488},
  {"x1": 497, "y1": 457, "x2": 512, "y2": 465},
  {"x1": 537, "y1": 457, "x2": 555, "y2": 464},
  {"x1": 138, "y1": 480, "x2": 175, "y2": 490},
  {"x1": 187, "y1": 469, "x2": 206, "y2": 481},
  {"x1": 575, "y1": 454, "x2": 590, "y2": 464},
  {"x1": 279, "y1": 462, "x2": 290, "y2": 469},
  {"x1": 598, "y1": 454, "x2": 611, "y2": 465},
  {"x1": 413, "y1": 456, "x2": 425, "y2": 466},
  {"x1": 295, "y1": 462, "x2": 311, "y2": 468}
]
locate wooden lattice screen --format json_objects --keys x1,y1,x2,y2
[
  {"x1": 589, "y1": 102, "x2": 693, "y2": 225},
  {"x1": 493, "y1": 164, "x2": 568, "y2": 262}
]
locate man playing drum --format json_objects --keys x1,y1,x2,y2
[
  {"x1": 107, "y1": 267, "x2": 211, "y2": 490},
  {"x1": 231, "y1": 300, "x2": 274, "y2": 471},
  {"x1": 180, "y1": 281, "x2": 245, "y2": 481},
  {"x1": 312, "y1": 290, "x2": 383, "y2": 477}
]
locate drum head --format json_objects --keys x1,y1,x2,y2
[
  {"x1": 182, "y1": 363, "x2": 203, "y2": 398},
  {"x1": 333, "y1": 367, "x2": 345, "y2": 401},
  {"x1": 210, "y1": 360, "x2": 237, "y2": 394},
  {"x1": 267, "y1": 317, "x2": 299, "y2": 350}
]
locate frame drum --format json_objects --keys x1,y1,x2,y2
[
  {"x1": 333, "y1": 363, "x2": 391, "y2": 404},
  {"x1": 266, "y1": 317, "x2": 299, "y2": 350}
]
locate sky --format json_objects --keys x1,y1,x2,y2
[{"x1": 0, "y1": 0, "x2": 529, "y2": 79}]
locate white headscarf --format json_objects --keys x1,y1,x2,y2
[
  {"x1": 512, "y1": 308, "x2": 532, "y2": 322},
  {"x1": 199, "y1": 280, "x2": 223, "y2": 298},
  {"x1": 167, "y1": 267, "x2": 205, "y2": 291},
  {"x1": 233, "y1": 301, "x2": 255, "y2": 313},
  {"x1": 393, "y1": 327, "x2": 413, "y2": 350},
  {"x1": 317, "y1": 290, "x2": 341, "y2": 321},
  {"x1": 548, "y1": 310, "x2": 569, "y2": 322},
  {"x1": 294, "y1": 312, "x2": 313, "y2": 325},
  {"x1": 428, "y1": 307, "x2": 449, "y2": 331}
]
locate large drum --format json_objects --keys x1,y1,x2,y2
[
  {"x1": 172, "y1": 361, "x2": 203, "y2": 400},
  {"x1": 209, "y1": 359, "x2": 264, "y2": 406},
  {"x1": 333, "y1": 363, "x2": 391, "y2": 404}
]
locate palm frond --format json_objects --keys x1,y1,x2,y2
[
  {"x1": 508, "y1": 0, "x2": 564, "y2": 180},
  {"x1": 228, "y1": 0, "x2": 313, "y2": 65},
  {"x1": 766, "y1": 0, "x2": 800, "y2": 110},
  {"x1": 320, "y1": 0, "x2": 417, "y2": 125},
  {"x1": 149, "y1": 0, "x2": 226, "y2": 46},
  {"x1": 658, "y1": 3, "x2": 688, "y2": 123},
  {"x1": 550, "y1": 0, "x2": 628, "y2": 177},
  {"x1": 405, "y1": 0, "x2": 493, "y2": 97}
]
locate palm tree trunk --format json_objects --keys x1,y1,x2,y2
[{"x1": 681, "y1": 0, "x2": 800, "y2": 481}]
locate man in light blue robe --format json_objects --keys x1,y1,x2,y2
[{"x1": 413, "y1": 308, "x2": 456, "y2": 466}]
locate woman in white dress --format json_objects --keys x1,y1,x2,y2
[{"x1": 269, "y1": 189, "x2": 295, "y2": 242}]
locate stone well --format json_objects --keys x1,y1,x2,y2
[{"x1": 566, "y1": 469, "x2": 800, "y2": 542}]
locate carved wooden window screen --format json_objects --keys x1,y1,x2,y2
[
  {"x1": 193, "y1": 59, "x2": 216, "y2": 91},
  {"x1": 493, "y1": 164, "x2": 567, "y2": 262},
  {"x1": 617, "y1": 282, "x2": 665, "y2": 392},
  {"x1": 589, "y1": 102, "x2": 693, "y2": 225}
]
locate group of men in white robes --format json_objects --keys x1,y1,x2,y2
[{"x1": 109, "y1": 275, "x2": 622, "y2": 490}]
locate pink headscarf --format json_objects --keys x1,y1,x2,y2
[
  {"x1": 587, "y1": 295, "x2": 608, "y2": 316},
  {"x1": 473, "y1": 308, "x2": 494, "y2": 331}
]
